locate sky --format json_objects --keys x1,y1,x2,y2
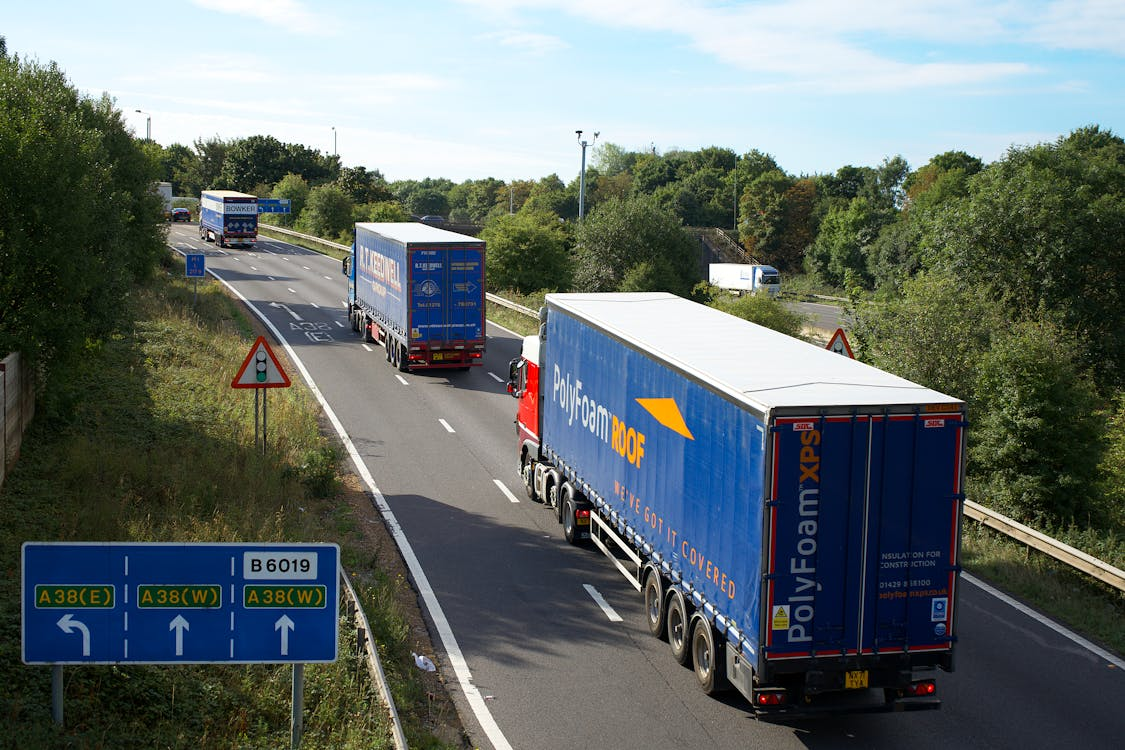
[{"x1": 4, "y1": 1, "x2": 1124, "y2": 183}]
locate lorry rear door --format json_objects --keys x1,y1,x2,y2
[
  {"x1": 409, "y1": 246, "x2": 484, "y2": 346},
  {"x1": 764, "y1": 411, "x2": 964, "y2": 661}
]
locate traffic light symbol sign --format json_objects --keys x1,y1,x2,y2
[{"x1": 232, "y1": 337, "x2": 291, "y2": 388}]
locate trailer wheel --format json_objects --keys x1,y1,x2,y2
[
  {"x1": 643, "y1": 570, "x2": 666, "y2": 639},
  {"x1": 396, "y1": 344, "x2": 409, "y2": 372},
  {"x1": 667, "y1": 589, "x2": 691, "y2": 666},
  {"x1": 562, "y1": 486, "x2": 584, "y2": 545},
  {"x1": 691, "y1": 617, "x2": 724, "y2": 694}
]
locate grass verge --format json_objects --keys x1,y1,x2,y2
[{"x1": 0, "y1": 255, "x2": 464, "y2": 749}]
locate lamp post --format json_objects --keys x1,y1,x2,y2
[
  {"x1": 331, "y1": 126, "x2": 337, "y2": 157},
  {"x1": 134, "y1": 109, "x2": 151, "y2": 141},
  {"x1": 576, "y1": 129, "x2": 598, "y2": 221}
]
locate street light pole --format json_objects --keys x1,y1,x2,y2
[
  {"x1": 332, "y1": 126, "x2": 336, "y2": 157},
  {"x1": 134, "y1": 109, "x2": 150, "y2": 141},
  {"x1": 576, "y1": 129, "x2": 598, "y2": 221}
]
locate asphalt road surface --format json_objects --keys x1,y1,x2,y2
[{"x1": 168, "y1": 225, "x2": 1124, "y2": 750}]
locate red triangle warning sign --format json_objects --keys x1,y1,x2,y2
[
  {"x1": 826, "y1": 328, "x2": 855, "y2": 358},
  {"x1": 231, "y1": 336, "x2": 291, "y2": 388}
]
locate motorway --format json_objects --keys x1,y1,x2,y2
[{"x1": 168, "y1": 224, "x2": 1125, "y2": 750}]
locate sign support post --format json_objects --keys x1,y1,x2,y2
[{"x1": 292, "y1": 663, "x2": 305, "y2": 749}]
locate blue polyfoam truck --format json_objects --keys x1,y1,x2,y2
[
  {"x1": 198, "y1": 190, "x2": 257, "y2": 248},
  {"x1": 507, "y1": 292, "x2": 967, "y2": 714},
  {"x1": 342, "y1": 222, "x2": 486, "y2": 371}
]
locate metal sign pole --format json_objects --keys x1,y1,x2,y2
[
  {"x1": 262, "y1": 388, "x2": 268, "y2": 454},
  {"x1": 254, "y1": 388, "x2": 260, "y2": 451},
  {"x1": 291, "y1": 664, "x2": 304, "y2": 749},
  {"x1": 52, "y1": 665, "x2": 63, "y2": 726}
]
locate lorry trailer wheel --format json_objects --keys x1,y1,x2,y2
[
  {"x1": 643, "y1": 571, "x2": 666, "y2": 639},
  {"x1": 691, "y1": 618, "x2": 724, "y2": 694},
  {"x1": 563, "y1": 492, "x2": 583, "y2": 545},
  {"x1": 667, "y1": 589, "x2": 691, "y2": 666},
  {"x1": 396, "y1": 344, "x2": 409, "y2": 372}
]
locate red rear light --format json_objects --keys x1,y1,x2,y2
[
  {"x1": 470, "y1": 351, "x2": 482, "y2": 359},
  {"x1": 576, "y1": 509, "x2": 591, "y2": 519},
  {"x1": 755, "y1": 691, "x2": 786, "y2": 706},
  {"x1": 905, "y1": 680, "x2": 936, "y2": 697}
]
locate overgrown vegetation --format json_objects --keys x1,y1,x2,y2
[{"x1": 0, "y1": 261, "x2": 462, "y2": 748}]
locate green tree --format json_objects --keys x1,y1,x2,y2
[
  {"x1": 270, "y1": 173, "x2": 310, "y2": 228},
  {"x1": 297, "y1": 184, "x2": 353, "y2": 240},
  {"x1": 336, "y1": 165, "x2": 392, "y2": 204},
  {"x1": 804, "y1": 197, "x2": 881, "y2": 288},
  {"x1": 219, "y1": 134, "x2": 289, "y2": 192},
  {"x1": 479, "y1": 212, "x2": 571, "y2": 293},
  {"x1": 933, "y1": 126, "x2": 1125, "y2": 388},
  {"x1": 972, "y1": 318, "x2": 1104, "y2": 525},
  {"x1": 738, "y1": 169, "x2": 792, "y2": 261},
  {"x1": 176, "y1": 135, "x2": 229, "y2": 195},
  {"x1": 522, "y1": 174, "x2": 572, "y2": 218},
  {"x1": 573, "y1": 195, "x2": 699, "y2": 296},
  {"x1": 853, "y1": 269, "x2": 1000, "y2": 403},
  {"x1": 0, "y1": 50, "x2": 164, "y2": 388},
  {"x1": 358, "y1": 201, "x2": 410, "y2": 222}
]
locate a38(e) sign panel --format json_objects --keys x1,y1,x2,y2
[{"x1": 21, "y1": 542, "x2": 339, "y2": 665}]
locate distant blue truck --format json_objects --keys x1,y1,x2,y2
[
  {"x1": 507, "y1": 292, "x2": 967, "y2": 714},
  {"x1": 342, "y1": 222, "x2": 486, "y2": 371},
  {"x1": 199, "y1": 190, "x2": 257, "y2": 248}
]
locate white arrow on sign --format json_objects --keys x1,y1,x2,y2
[
  {"x1": 57, "y1": 614, "x2": 91, "y2": 657},
  {"x1": 275, "y1": 615, "x2": 295, "y2": 656},
  {"x1": 170, "y1": 614, "x2": 190, "y2": 656},
  {"x1": 269, "y1": 301, "x2": 303, "y2": 321}
]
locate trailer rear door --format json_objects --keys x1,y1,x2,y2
[
  {"x1": 764, "y1": 411, "x2": 964, "y2": 661},
  {"x1": 408, "y1": 246, "x2": 484, "y2": 347}
]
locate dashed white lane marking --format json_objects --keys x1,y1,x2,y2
[
  {"x1": 488, "y1": 372, "x2": 504, "y2": 383},
  {"x1": 361, "y1": 344, "x2": 373, "y2": 352},
  {"x1": 583, "y1": 585, "x2": 623, "y2": 622},
  {"x1": 493, "y1": 479, "x2": 520, "y2": 504},
  {"x1": 439, "y1": 419, "x2": 455, "y2": 433},
  {"x1": 395, "y1": 375, "x2": 409, "y2": 386}
]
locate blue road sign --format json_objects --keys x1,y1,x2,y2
[
  {"x1": 22, "y1": 542, "x2": 339, "y2": 665},
  {"x1": 186, "y1": 253, "x2": 206, "y2": 278},
  {"x1": 257, "y1": 199, "x2": 292, "y2": 214}
]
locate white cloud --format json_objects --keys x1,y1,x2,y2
[
  {"x1": 190, "y1": 0, "x2": 340, "y2": 36},
  {"x1": 455, "y1": 0, "x2": 1047, "y2": 91},
  {"x1": 1030, "y1": 0, "x2": 1125, "y2": 54}
]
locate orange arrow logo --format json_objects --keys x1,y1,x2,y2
[{"x1": 635, "y1": 398, "x2": 694, "y2": 440}]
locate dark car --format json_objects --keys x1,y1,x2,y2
[
  {"x1": 170, "y1": 207, "x2": 191, "y2": 222},
  {"x1": 419, "y1": 215, "x2": 446, "y2": 226}
]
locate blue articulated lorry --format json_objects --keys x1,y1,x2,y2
[
  {"x1": 199, "y1": 190, "x2": 258, "y2": 248},
  {"x1": 507, "y1": 292, "x2": 967, "y2": 714},
  {"x1": 343, "y1": 222, "x2": 486, "y2": 371}
]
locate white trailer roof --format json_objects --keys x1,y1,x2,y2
[
  {"x1": 356, "y1": 222, "x2": 484, "y2": 245},
  {"x1": 546, "y1": 292, "x2": 962, "y2": 412}
]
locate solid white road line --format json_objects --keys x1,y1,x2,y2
[
  {"x1": 583, "y1": 584, "x2": 623, "y2": 622},
  {"x1": 962, "y1": 572, "x2": 1125, "y2": 670},
  {"x1": 205, "y1": 272, "x2": 516, "y2": 750},
  {"x1": 493, "y1": 480, "x2": 520, "y2": 504}
]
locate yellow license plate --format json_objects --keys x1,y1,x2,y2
[
  {"x1": 845, "y1": 670, "x2": 869, "y2": 689},
  {"x1": 432, "y1": 353, "x2": 447, "y2": 361}
]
